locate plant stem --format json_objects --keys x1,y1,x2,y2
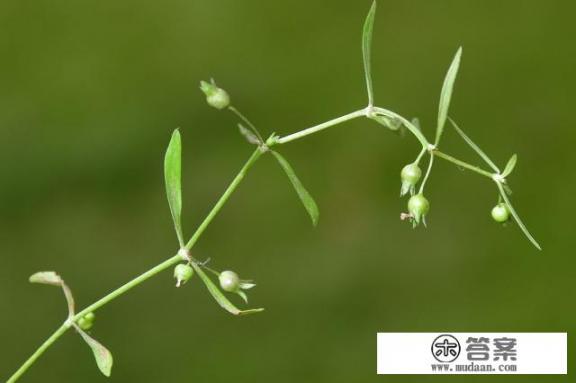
[
  {"x1": 185, "y1": 148, "x2": 263, "y2": 250},
  {"x1": 277, "y1": 109, "x2": 367, "y2": 144},
  {"x1": 7, "y1": 148, "x2": 264, "y2": 383},
  {"x1": 229, "y1": 106, "x2": 263, "y2": 142},
  {"x1": 432, "y1": 149, "x2": 493, "y2": 178},
  {"x1": 7, "y1": 323, "x2": 70, "y2": 383},
  {"x1": 371, "y1": 106, "x2": 429, "y2": 148},
  {"x1": 6, "y1": 106, "x2": 499, "y2": 382},
  {"x1": 419, "y1": 154, "x2": 434, "y2": 194}
]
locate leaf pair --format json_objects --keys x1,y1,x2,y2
[
  {"x1": 164, "y1": 130, "x2": 266, "y2": 313},
  {"x1": 361, "y1": 1, "x2": 460, "y2": 149},
  {"x1": 29, "y1": 272, "x2": 113, "y2": 377},
  {"x1": 448, "y1": 118, "x2": 540, "y2": 250}
]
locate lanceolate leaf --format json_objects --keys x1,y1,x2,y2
[
  {"x1": 496, "y1": 182, "x2": 541, "y2": 250},
  {"x1": 435, "y1": 47, "x2": 462, "y2": 146},
  {"x1": 362, "y1": 1, "x2": 377, "y2": 106},
  {"x1": 164, "y1": 129, "x2": 185, "y2": 247},
  {"x1": 449, "y1": 117, "x2": 500, "y2": 173},
  {"x1": 191, "y1": 263, "x2": 264, "y2": 316},
  {"x1": 501, "y1": 154, "x2": 518, "y2": 177},
  {"x1": 77, "y1": 328, "x2": 114, "y2": 377},
  {"x1": 271, "y1": 151, "x2": 319, "y2": 226}
]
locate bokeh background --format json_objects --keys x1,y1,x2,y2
[{"x1": 1, "y1": 0, "x2": 574, "y2": 381}]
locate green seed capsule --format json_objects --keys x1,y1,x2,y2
[
  {"x1": 400, "y1": 163, "x2": 422, "y2": 196},
  {"x1": 407, "y1": 193, "x2": 430, "y2": 225},
  {"x1": 78, "y1": 312, "x2": 95, "y2": 331},
  {"x1": 174, "y1": 264, "x2": 194, "y2": 287},
  {"x1": 491, "y1": 203, "x2": 510, "y2": 223},
  {"x1": 200, "y1": 80, "x2": 230, "y2": 110},
  {"x1": 219, "y1": 270, "x2": 240, "y2": 292}
]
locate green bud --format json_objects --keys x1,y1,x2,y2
[
  {"x1": 200, "y1": 80, "x2": 230, "y2": 110},
  {"x1": 491, "y1": 203, "x2": 510, "y2": 223},
  {"x1": 407, "y1": 193, "x2": 430, "y2": 226},
  {"x1": 78, "y1": 312, "x2": 95, "y2": 331},
  {"x1": 174, "y1": 263, "x2": 194, "y2": 287},
  {"x1": 219, "y1": 270, "x2": 240, "y2": 292},
  {"x1": 400, "y1": 163, "x2": 422, "y2": 196}
]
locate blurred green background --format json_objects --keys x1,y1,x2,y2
[{"x1": 1, "y1": 0, "x2": 574, "y2": 381}]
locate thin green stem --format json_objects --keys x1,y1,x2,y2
[
  {"x1": 432, "y1": 150, "x2": 494, "y2": 178},
  {"x1": 7, "y1": 148, "x2": 265, "y2": 383},
  {"x1": 7, "y1": 323, "x2": 70, "y2": 383},
  {"x1": 414, "y1": 147, "x2": 427, "y2": 164},
  {"x1": 185, "y1": 148, "x2": 263, "y2": 250},
  {"x1": 371, "y1": 106, "x2": 429, "y2": 148},
  {"x1": 419, "y1": 154, "x2": 434, "y2": 194},
  {"x1": 276, "y1": 109, "x2": 367, "y2": 144},
  {"x1": 6, "y1": 105, "x2": 509, "y2": 382}
]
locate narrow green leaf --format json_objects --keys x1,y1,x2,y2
[
  {"x1": 271, "y1": 151, "x2": 319, "y2": 226},
  {"x1": 496, "y1": 182, "x2": 542, "y2": 250},
  {"x1": 362, "y1": 1, "x2": 377, "y2": 106},
  {"x1": 411, "y1": 117, "x2": 421, "y2": 131},
  {"x1": 191, "y1": 263, "x2": 264, "y2": 316},
  {"x1": 29, "y1": 271, "x2": 62, "y2": 286},
  {"x1": 164, "y1": 129, "x2": 185, "y2": 247},
  {"x1": 501, "y1": 154, "x2": 517, "y2": 178},
  {"x1": 435, "y1": 47, "x2": 462, "y2": 145},
  {"x1": 449, "y1": 117, "x2": 500, "y2": 173},
  {"x1": 77, "y1": 328, "x2": 113, "y2": 377}
]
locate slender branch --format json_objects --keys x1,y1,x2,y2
[
  {"x1": 432, "y1": 149, "x2": 494, "y2": 178},
  {"x1": 229, "y1": 106, "x2": 263, "y2": 143},
  {"x1": 371, "y1": 106, "x2": 429, "y2": 148},
  {"x1": 5, "y1": 105, "x2": 511, "y2": 382},
  {"x1": 185, "y1": 148, "x2": 263, "y2": 250},
  {"x1": 419, "y1": 154, "x2": 434, "y2": 194},
  {"x1": 7, "y1": 323, "x2": 70, "y2": 383},
  {"x1": 277, "y1": 109, "x2": 367, "y2": 144},
  {"x1": 7, "y1": 148, "x2": 265, "y2": 383}
]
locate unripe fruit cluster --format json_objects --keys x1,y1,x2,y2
[{"x1": 78, "y1": 312, "x2": 96, "y2": 331}]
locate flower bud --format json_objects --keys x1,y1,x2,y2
[
  {"x1": 219, "y1": 270, "x2": 240, "y2": 292},
  {"x1": 200, "y1": 80, "x2": 230, "y2": 110},
  {"x1": 78, "y1": 312, "x2": 95, "y2": 331},
  {"x1": 174, "y1": 263, "x2": 194, "y2": 287},
  {"x1": 407, "y1": 193, "x2": 430, "y2": 226},
  {"x1": 491, "y1": 203, "x2": 510, "y2": 223},
  {"x1": 400, "y1": 163, "x2": 422, "y2": 196}
]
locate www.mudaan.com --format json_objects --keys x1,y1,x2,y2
[{"x1": 431, "y1": 362, "x2": 517, "y2": 373}]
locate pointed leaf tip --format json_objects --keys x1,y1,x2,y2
[
  {"x1": 271, "y1": 151, "x2": 319, "y2": 227},
  {"x1": 435, "y1": 47, "x2": 463, "y2": 146},
  {"x1": 502, "y1": 154, "x2": 518, "y2": 177},
  {"x1": 496, "y1": 182, "x2": 541, "y2": 250},
  {"x1": 448, "y1": 117, "x2": 501, "y2": 173},
  {"x1": 164, "y1": 129, "x2": 184, "y2": 247},
  {"x1": 362, "y1": 1, "x2": 377, "y2": 105},
  {"x1": 78, "y1": 329, "x2": 114, "y2": 377}
]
